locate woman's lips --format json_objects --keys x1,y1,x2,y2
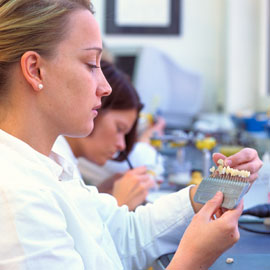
[
  {"x1": 93, "y1": 104, "x2": 101, "y2": 110},
  {"x1": 92, "y1": 110, "x2": 98, "y2": 117},
  {"x1": 92, "y1": 104, "x2": 101, "y2": 117}
]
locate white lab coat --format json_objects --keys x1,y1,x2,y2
[{"x1": 0, "y1": 130, "x2": 194, "y2": 270}]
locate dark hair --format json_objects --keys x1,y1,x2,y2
[{"x1": 96, "y1": 60, "x2": 143, "y2": 161}]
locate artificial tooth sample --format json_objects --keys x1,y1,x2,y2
[{"x1": 209, "y1": 161, "x2": 250, "y2": 179}]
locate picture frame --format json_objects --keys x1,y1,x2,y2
[{"x1": 105, "y1": 0, "x2": 181, "y2": 35}]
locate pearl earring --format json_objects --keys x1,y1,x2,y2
[{"x1": 38, "y1": 83, "x2": 43, "y2": 90}]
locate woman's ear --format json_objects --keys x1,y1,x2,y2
[{"x1": 20, "y1": 51, "x2": 44, "y2": 92}]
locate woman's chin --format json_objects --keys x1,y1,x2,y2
[
  {"x1": 93, "y1": 157, "x2": 107, "y2": 166},
  {"x1": 87, "y1": 124, "x2": 94, "y2": 136},
  {"x1": 69, "y1": 124, "x2": 94, "y2": 138},
  {"x1": 82, "y1": 121, "x2": 95, "y2": 136}
]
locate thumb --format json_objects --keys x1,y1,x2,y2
[{"x1": 199, "y1": 191, "x2": 223, "y2": 220}]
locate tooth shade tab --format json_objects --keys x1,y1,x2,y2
[{"x1": 217, "y1": 159, "x2": 224, "y2": 166}]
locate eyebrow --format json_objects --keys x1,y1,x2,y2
[{"x1": 83, "y1": 47, "x2": 102, "y2": 55}]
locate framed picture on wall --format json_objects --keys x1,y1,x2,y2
[{"x1": 105, "y1": 0, "x2": 181, "y2": 35}]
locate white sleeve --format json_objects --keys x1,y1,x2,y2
[
  {"x1": 95, "y1": 186, "x2": 194, "y2": 270},
  {"x1": 0, "y1": 187, "x2": 84, "y2": 270},
  {"x1": 129, "y1": 142, "x2": 163, "y2": 167}
]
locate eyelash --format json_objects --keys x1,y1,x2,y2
[
  {"x1": 117, "y1": 126, "x2": 123, "y2": 133},
  {"x1": 87, "y1": 64, "x2": 100, "y2": 71},
  {"x1": 117, "y1": 125, "x2": 127, "y2": 134}
]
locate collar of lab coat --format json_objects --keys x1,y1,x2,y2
[{"x1": 0, "y1": 129, "x2": 76, "y2": 181}]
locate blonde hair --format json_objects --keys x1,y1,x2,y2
[{"x1": 0, "y1": 0, "x2": 93, "y2": 92}]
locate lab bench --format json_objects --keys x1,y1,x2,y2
[{"x1": 153, "y1": 227, "x2": 270, "y2": 270}]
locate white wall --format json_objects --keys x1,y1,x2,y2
[
  {"x1": 258, "y1": 0, "x2": 270, "y2": 111},
  {"x1": 91, "y1": 0, "x2": 267, "y2": 114},
  {"x1": 225, "y1": 0, "x2": 263, "y2": 114}
]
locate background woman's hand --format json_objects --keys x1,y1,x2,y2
[
  {"x1": 139, "y1": 116, "x2": 166, "y2": 144},
  {"x1": 112, "y1": 166, "x2": 155, "y2": 211},
  {"x1": 167, "y1": 192, "x2": 243, "y2": 270}
]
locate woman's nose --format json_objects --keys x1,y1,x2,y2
[
  {"x1": 97, "y1": 71, "x2": 112, "y2": 97},
  {"x1": 116, "y1": 134, "x2": 126, "y2": 152}
]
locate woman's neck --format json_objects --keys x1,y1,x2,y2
[{"x1": 0, "y1": 109, "x2": 57, "y2": 156}]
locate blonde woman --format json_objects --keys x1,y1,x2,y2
[{"x1": 0, "y1": 1, "x2": 262, "y2": 270}]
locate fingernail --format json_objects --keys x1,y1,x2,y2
[
  {"x1": 215, "y1": 191, "x2": 222, "y2": 197},
  {"x1": 225, "y1": 159, "x2": 232, "y2": 166}
]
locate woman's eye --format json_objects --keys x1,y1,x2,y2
[
  {"x1": 117, "y1": 126, "x2": 124, "y2": 133},
  {"x1": 117, "y1": 125, "x2": 128, "y2": 134},
  {"x1": 87, "y1": 63, "x2": 100, "y2": 72}
]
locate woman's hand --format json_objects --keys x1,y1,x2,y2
[
  {"x1": 167, "y1": 192, "x2": 243, "y2": 270},
  {"x1": 190, "y1": 147, "x2": 263, "y2": 213},
  {"x1": 139, "y1": 116, "x2": 166, "y2": 144},
  {"x1": 213, "y1": 147, "x2": 263, "y2": 185},
  {"x1": 112, "y1": 166, "x2": 155, "y2": 211}
]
